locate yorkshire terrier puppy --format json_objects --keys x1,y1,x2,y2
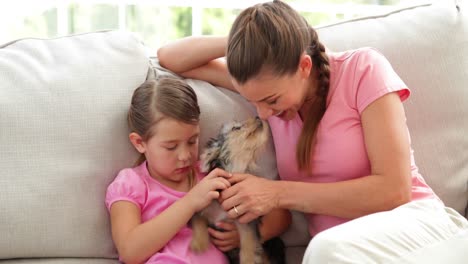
[{"x1": 190, "y1": 117, "x2": 285, "y2": 264}]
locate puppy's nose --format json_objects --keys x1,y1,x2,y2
[{"x1": 255, "y1": 116, "x2": 263, "y2": 127}]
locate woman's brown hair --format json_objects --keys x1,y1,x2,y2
[
  {"x1": 127, "y1": 77, "x2": 200, "y2": 170},
  {"x1": 227, "y1": 0, "x2": 330, "y2": 171}
]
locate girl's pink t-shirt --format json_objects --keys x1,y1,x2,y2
[
  {"x1": 268, "y1": 48, "x2": 437, "y2": 237},
  {"x1": 105, "y1": 161, "x2": 228, "y2": 264}
]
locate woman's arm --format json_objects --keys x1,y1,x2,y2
[
  {"x1": 279, "y1": 92, "x2": 411, "y2": 217},
  {"x1": 157, "y1": 36, "x2": 235, "y2": 91},
  {"x1": 222, "y1": 92, "x2": 412, "y2": 223},
  {"x1": 157, "y1": 36, "x2": 226, "y2": 73}
]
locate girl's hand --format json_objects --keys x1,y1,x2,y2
[
  {"x1": 220, "y1": 173, "x2": 279, "y2": 224},
  {"x1": 185, "y1": 168, "x2": 232, "y2": 212},
  {"x1": 208, "y1": 221, "x2": 240, "y2": 252}
]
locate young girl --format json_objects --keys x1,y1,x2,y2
[
  {"x1": 105, "y1": 78, "x2": 232, "y2": 264},
  {"x1": 106, "y1": 78, "x2": 290, "y2": 264}
]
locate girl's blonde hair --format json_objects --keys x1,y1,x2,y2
[
  {"x1": 227, "y1": 0, "x2": 330, "y2": 171},
  {"x1": 128, "y1": 78, "x2": 200, "y2": 186}
]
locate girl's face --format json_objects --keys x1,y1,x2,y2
[
  {"x1": 232, "y1": 54, "x2": 314, "y2": 121},
  {"x1": 131, "y1": 118, "x2": 200, "y2": 191}
]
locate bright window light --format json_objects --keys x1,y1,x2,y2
[{"x1": 0, "y1": 0, "x2": 431, "y2": 48}]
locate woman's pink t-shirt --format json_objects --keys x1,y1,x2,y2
[
  {"x1": 105, "y1": 162, "x2": 228, "y2": 264},
  {"x1": 268, "y1": 48, "x2": 437, "y2": 237}
]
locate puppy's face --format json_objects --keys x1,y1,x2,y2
[{"x1": 201, "y1": 117, "x2": 269, "y2": 173}]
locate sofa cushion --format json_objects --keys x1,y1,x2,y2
[
  {"x1": 0, "y1": 31, "x2": 148, "y2": 259},
  {"x1": 317, "y1": 0, "x2": 468, "y2": 218}
]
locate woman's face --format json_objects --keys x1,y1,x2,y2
[{"x1": 232, "y1": 55, "x2": 314, "y2": 121}]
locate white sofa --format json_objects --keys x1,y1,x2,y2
[{"x1": 1, "y1": 1, "x2": 466, "y2": 263}]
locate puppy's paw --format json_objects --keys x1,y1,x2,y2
[
  {"x1": 239, "y1": 249, "x2": 257, "y2": 264},
  {"x1": 190, "y1": 234, "x2": 210, "y2": 253}
]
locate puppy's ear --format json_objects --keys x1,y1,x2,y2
[{"x1": 200, "y1": 138, "x2": 221, "y2": 173}]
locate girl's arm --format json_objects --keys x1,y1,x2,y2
[
  {"x1": 110, "y1": 169, "x2": 232, "y2": 264},
  {"x1": 259, "y1": 208, "x2": 292, "y2": 242},
  {"x1": 110, "y1": 197, "x2": 197, "y2": 264},
  {"x1": 222, "y1": 92, "x2": 412, "y2": 223},
  {"x1": 157, "y1": 36, "x2": 235, "y2": 92}
]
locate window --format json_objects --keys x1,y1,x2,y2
[{"x1": 0, "y1": 0, "x2": 428, "y2": 48}]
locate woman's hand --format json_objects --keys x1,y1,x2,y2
[
  {"x1": 208, "y1": 221, "x2": 240, "y2": 252},
  {"x1": 220, "y1": 173, "x2": 280, "y2": 223},
  {"x1": 185, "y1": 168, "x2": 232, "y2": 212}
]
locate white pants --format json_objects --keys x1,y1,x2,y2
[{"x1": 302, "y1": 199, "x2": 468, "y2": 264}]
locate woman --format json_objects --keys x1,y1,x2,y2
[{"x1": 158, "y1": 1, "x2": 468, "y2": 262}]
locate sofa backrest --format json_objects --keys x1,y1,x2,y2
[{"x1": 0, "y1": 31, "x2": 148, "y2": 259}]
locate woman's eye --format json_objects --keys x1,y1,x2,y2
[
  {"x1": 188, "y1": 140, "x2": 197, "y2": 145},
  {"x1": 231, "y1": 126, "x2": 241, "y2": 131},
  {"x1": 267, "y1": 99, "x2": 278, "y2": 105}
]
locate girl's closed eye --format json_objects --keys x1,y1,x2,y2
[
  {"x1": 188, "y1": 135, "x2": 199, "y2": 145},
  {"x1": 165, "y1": 144, "x2": 177, "y2": 151}
]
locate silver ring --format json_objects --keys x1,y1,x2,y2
[{"x1": 233, "y1": 205, "x2": 240, "y2": 216}]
